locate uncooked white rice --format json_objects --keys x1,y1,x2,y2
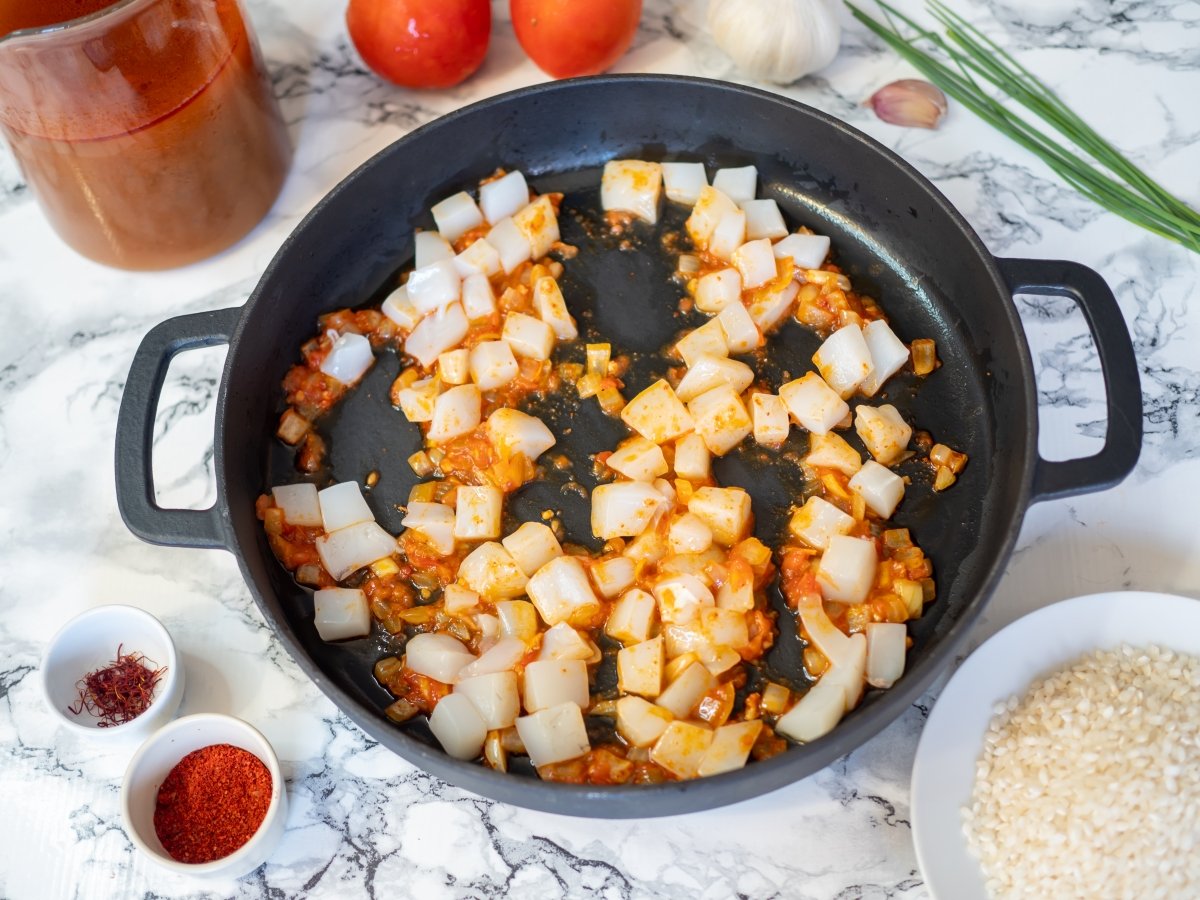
[{"x1": 962, "y1": 644, "x2": 1200, "y2": 899}]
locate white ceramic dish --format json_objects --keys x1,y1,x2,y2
[
  {"x1": 121, "y1": 713, "x2": 288, "y2": 879},
  {"x1": 41, "y1": 604, "x2": 184, "y2": 744},
  {"x1": 911, "y1": 590, "x2": 1200, "y2": 899}
]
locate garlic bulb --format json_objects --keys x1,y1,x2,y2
[{"x1": 708, "y1": 0, "x2": 843, "y2": 84}]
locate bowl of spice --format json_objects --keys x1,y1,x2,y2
[
  {"x1": 40, "y1": 604, "x2": 183, "y2": 743},
  {"x1": 121, "y1": 713, "x2": 287, "y2": 878}
]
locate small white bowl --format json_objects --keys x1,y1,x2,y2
[
  {"x1": 41, "y1": 604, "x2": 184, "y2": 744},
  {"x1": 122, "y1": 713, "x2": 288, "y2": 879}
]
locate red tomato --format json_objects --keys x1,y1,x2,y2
[
  {"x1": 510, "y1": 0, "x2": 642, "y2": 79},
  {"x1": 346, "y1": 0, "x2": 491, "y2": 89}
]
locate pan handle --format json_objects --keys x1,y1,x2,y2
[
  {"x1": 115, "y1": 307, "x2": 242, "y2": 549},
  {"x1": 995, "y1": 257, "x2": 1142, "y2": 504}
]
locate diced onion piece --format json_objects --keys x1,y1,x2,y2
[
  {"x1": 458, "y1": 542, "x2": 529, "y2": 599},
  {"x1": 454, "y1": 671, "x2": 520, "y2": 731},
  {"x1": 732, "y1": 238, "x2": 777, "y2": 289},
  {"x1": 601, "y1": 159, "x2": 663, "y2": 224},
  {"x1": 428, "y1": 692, "x2": 487, "y2": 760},
  {"x1": 486, "y1": 217, "x2": 533, "y2": 274},
  {"x1": 675, "y1": 319, "x2": 729, "y2": 368},
  {"x1": 779, "y1": 372, "x2": 850, "y2": 436},
  {"x1": 474, "y1": 612, "x2": 501, "y2": 648},
  {"x1": 761, "y1": 682, "x2": 790, "y2": 715},
  {"x1": 775, "y1": 676, "x2": 845, "y2": 743},
  {"x1": 741, "y1": 199, "x2": 788, "y2": 241},
  {"x1": 620, "y1": 379, "x2": 695, "y2": 444},
  {"x1": 605, "y1": 587, "x2": 657, "y2": 644},
  {"x1": 708, "y1": 208, "x2": 747, "y2": 261},
  {"x1": 661, "y1": 161, "x2": 708, "y2": 205},
  {"x1": 669, "y1": 513, "x2": 713, "y2": 555},
  {"x1": 751, "y1": 393, "x2": 790, "y2": 446},
  {"x1": 586, "y1": 343, "x2": 611, "y2": 377},
  {"x1": 515, "y1": 701, "x2": 591, "y2": 767},
  {"x1": 676, "y1": 355, "x2": 754, "y2": 403},
  {"x1": 454, "y1": 484, "x2": 503, "y2": 541},
  {"x1": 486, "y1": 408, "x2": 556, "y2": 461},
  {"x1": 319, "y1": 331, "x2": 374, "y2": 386},
  {"x1": 313, "y1": 588, "x2": 371, "y2": 642},
  {"x1": 406, "y1": 259, "x2": 462, "y2": 315},
  {"x1": 458, "y1": 636, "x2": 527, "y2": 679},
  {"x1": 502, "y1": 521, "x2": 563, "y2": 576},
  {"x1": 653, "y1": 574, "x2": 715, "y2": 626},
  {"x1": 406, "y1": 632, "x2": 476, "y2": 684},
  {"x1": 688, "y1": 384, "x2": 753, "y2": 456},
  {"x1": 866, "y1": 622, "x2": 907, "y2": 689},
  {"x1": 468, "y1": 340, "x2": 518, "y2": 391},
  {"x1": 431, "y1": 191, "x2": 484, "y2": 243},
  {"x1": 616, "y1": 696, "x2": 673, "y2": 747},
  {"x1": 788, "y1": 496, "x2": 854, "y2": 550},
  {"x1": 502, "y1": 311, "x2": 555, "y2": 360},
  {"x1": 773, "y1": 232, "x2": 831, "y2": 270},
  {"x1": 655, "y1": 662, "x2": 717, "y2": 719},
  {"x1": 272, "y1": 483, "x2": 322, "y2": 527},
  {"x1": 712, "y1": 165, "x2": 757, "y2": 203},
  {"x1": 618, "y1": 636, "x2": 665, "y2": 697},
  {"x1": 911, "y1": 337, "x2": 937, "y2": 375},
  {"x1": 427, "y1": 384, "x2": 482, "y2": 444},
  {"x1": 673, "y1": 433, "x2": 711, "y2": 481},
  {"x1": 607, "y1": 435, "x2": 668, "y2": 482},
  {"x1": 276, "y1": 408, "x2": 310, "y2": 445},
  {"x1": 697, "y1": 720, "x2": 763, "y2": 777},
  {"x1": 688, "y1": 486, "x2": 752, "y2": 546},
  {"x1": 318, "y1": 481, "x2": 374, "y2": 532},
  {"x1": 495, "y1": 600, "x2": 539, "y2": 643},
  {"x1": 806, "y1": 431, "x2": 862, "y2": 476},
  {"x1": 461, "y1": 272, "x2": 497, "y2": 321},
  {"x1": 716, "y1": 565, "x2": 754, "y2": 612},
  {"x1": 479, "y1": 170, "x2": 529, "y2": 224},
  {"x1": 532, "y1": 276, "x2": 578, "y2": 340},
  {"x1": 817, "y1": 535, "x2": 877, "y2": 604},
  {"x1": 453, "y1": 238, "x2": 502, "y2": 279},
  {"x1": 414, "y1": 231, "x2": 455, "y2": 269},
  {"x1": 437, "y1": 349, "x2": 469, "y2": 385},
  {"x1": 397, "y1": 376, "x2": 439, "y2": 423},
  {"x1": 813, "y1": 324, "x2": 874, "y2": 399},
  {"x1": 716, "y1": 301, "x2": 761, "y2": 354},
  {"x1": 859, "y1": 320, "x2": 910, "y2": 397},
  {"x1": 854, "y1": 404, "x2": 913, "y2": 466},
  {"x1": 539, "y1": 622, "x2": 593, "y2": 661},
  {"x1": 685, "y1": 186, "x2": 738, "y2": 248},
  {"x1": 694, "y1": 268, "x2": 742, "y2": 314},
  {"x1": 405, "y1": 302, "x2": 469, "y2": 369},
  {"x1": 526, "y1": 556, "x2": 602, "y2": 627},
  {"x1": 591, "y1": 481, "x2": 666, "y2": 541},
  {"x1": 443, "y1": 584, "x2": 480, "y2": 615},
  {"x1": 512, "y1": 195, "x2": 560, "y2": 260},
  {"x1": 824, "y1": 632, "x2": 867, "y2": 711},
  {"x1": 401, "y1": 501, "x2": 456, "y2": 555},
  {"x1": 848, "y1": 460, "x2": 905, "y2": 518},
  {"x1": 747, "y1": 278, "x2": 799, "y2": 333},
  {"x1": 523, "y1": 658, "x2": 589, "y2": 712},
  {"x1": 590, "y1": 556, "x2": 636, "y2": 599}
]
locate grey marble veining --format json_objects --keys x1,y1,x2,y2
[{"x1": 2, "y1": 0, "x2": 1198, "y2": 897}]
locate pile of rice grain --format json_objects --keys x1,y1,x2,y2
[{"x1": 962, "y1": 644, "x2": 1200, "y2": 899}]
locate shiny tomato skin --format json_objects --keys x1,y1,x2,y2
[
  {"x1": 510, "y1": 0, "x2": 642, "y2": 79},
  {"x1": 346, "y1": 0, "x2": 491, "y2": 89}
]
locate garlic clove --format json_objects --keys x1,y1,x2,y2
[{"x1": 867, "y1": 79, "x2": 948, "y2": 130}]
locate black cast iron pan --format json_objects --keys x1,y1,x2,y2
[{"x1": 115, "y1": 76, "x2": 1142, "y2": 817}]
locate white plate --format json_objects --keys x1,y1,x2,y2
[{"x1": 910, "y1": 590, "x2": 1200, "y2": 899}]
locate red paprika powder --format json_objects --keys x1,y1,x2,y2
[{"x1": 153, "y1": 743, "x2": 273, "y2": 864}]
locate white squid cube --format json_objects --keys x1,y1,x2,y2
[
  {"x1": 817, "y1": 535, "x2": 877, "y2": 604},
  {"x1": 716, "y1": 568, "x2": 754, "y2": 612},
  {"x1": 589, "y1": 556, "x2": 636, "y2": 599},
  {"x1": 457, "y1": 542, "x2": 529, "y2": 600},
  {"x1": 866, "y1": 622, "x2": 908, "y2": 689},
  {"x1": 676, "y1": 355, "x2": 754, "y2": 403},
  {"x1": 414, "y1": 230, "x2": 455, "y2": 269},
  {"x1": 486, "y1": 217, "x2": 533, "y2": 273},
  {"x1": 442, "y1": 584, "x2": 481, "y2": 615},
  {"x1": 479, "y1": 170, "x2": 529, "y2": 224},
  {"x1": 859, "y1": 320, "x2": 911, "y2": 397},
  {"x1": 748, "y1": 278, "x2": 799, "y2": 333},
  {"x1": 272, "y1": 483, "x2": 322, "y2": 527},
  {"x1": 405, "y1": 633, "x2": 476, "y2": 684},
  {"x1": 454, "y1": 484, "x2": 503, "y2": 541},
  {"x1": 606, "y1": 587, "x2": 657, "y2": 644},
  {"x1": 849, "y1": 460, "x2": 906, "y2": 518},
  {"x1": 591, "y1": 481, "x2": 666, "y2": 541},
  {"x1": 825, "y1": 632, "x2": 868, "y2": 712},
  {"x1": 712, "y1": 165, "x2": 757, "y2": 203},
  {"x1": 515, "y1": 702, "x2": 591, "y2": 767},
  {"x1": 452, "y1": 238, "x2": 502, "y2": 279},
  {"x1": 319, "y1": 331, "x2": 374, "y2": 386},
  {"x1": 651, "y1": 721, "x2": 714, "y2": 779},
  {"x1": 773, "y1": 232, "x2": 831, "y2": 270},
  {"x1": 523, "y1": 658, "x2": 589, "y2": 712},
  {"x1": 673, "y1": 433, "x2": 711, "y2": 482},
  {"x1": 752, "y1": 393, "x2": 791, "y2": 446},
  {"x1": 675, "y1": 319, "x2": 729, "y2": 368},
  {"x1": 428, "y1": 693, "x2": 487, "y2": 760},
  {"x1": 685, "y1": 185, "x2": 739, "y2": 248},
  {"x1": 526, "y1": 556, "x2": 602, "y2": 627},
  {"x1": 601, "y1": 159, "x2": 663, "y2": 224},
  {"x1": 689, "y1": 384, "x2": 753, "y2": 456},
  {"x1": 688, "y1": 486, "x2": 753, "y2": 546},
  {"x1": 697, "y1": 720, "x2": 763, "y2": 777},
  {"x1": 607, "y1": 435, "x2": 668, "y2": 482},
  {"x1": 486, "y1": 408, "x2": 556, "y2": 461},
  {"x1": 621, "y1": 379, "x2": 695, "y2": 444},
  {"x1": 788, "y1": 496, "x2": 855, "y2": 550},
  {"x1": 653, "y1": 574, "x2": 715, "y2": 626},
  {"x1": 709, "y1": 208, "x2": 747, "y2": 261},
  {"x1": 795, "y1": 593, "x2": 857, "y2": 670},
  {"x1": 397, "y1": 376, "x2": 439, "y2": 424},
  {"x1": 401, "y1": 501, "x2": 456, "y2": 555},
  {"x1": 814, "y1": 324, "x2": 875, "y2": 399},
  {"x1": 468, "y1": 340, "x2": 518, "y2": 391},
  {"x1": 694, "y1": 268, "x2": 743, "y2": 314},
  {"x1": 473, "y1": 613, "x2": 502, "y2": 651},
  {"x1": 661, "y1": 161, "x2": 708, "y2": 205},
  {"x1": 512, "y1": 195, "x2": 560, "y2": 260},
  {"x1": 700, "y1": 607, "x2": 749, "y2": 650},
  {"x1": 437, "y1": 348, "x2": 470, "y2": 385},
  {"x1": 806, "y1": 431, "x2": 863, "y2": 476},
  {"x1": 623, "y1": 525, "x2": 668, "y2": 566},
  {"x1": 616, "y1": 696, "x2": 674, "y2": 747},
  {"x1": 656, "y1": 662, "x2": 717, "y2": 719},
  {"x1": 669, "y1": 513, "x2": 713, "y2": 555},
  {"x1": 854, "y1": 404, "x2": 913, "y2": 466},
  {"x1": 775, "y1": 676, "x2": 846, "y2": 743},
  {"x1": 618, "y1": 636, "x2": 664, "y2": 698},
  {"x1": 741, "y1": 199, "x2": 788, "y2": 241},
  {"x1": 717, "y1": 301, "x2": 761, "y2": 354},
  {"x1": 733, "y1": 238, "x2": 778, "y2": 290},
  {"x1": 532, "y1": 276, "x2": 578, "y2": 340},
  {"x1": 458, "y1": 637, "x2": 527, "y2": 679},
  {"x1": 318, "y1": 481, "x2": 374, "y2": 533},
  {"x1": 405, "y1": 302, "x2": 469, "y2": 369},
  {"x1": 381, "y1": 285, "x2": 423, "y2": 331},
  {"x1": 461, "y1": 272, "x2": 497, "y2": 321},
  {"x1": 406, "y1": 259, "x2": 462, "y2": 315},
  {"x1": 539, "y1": 622, "x2": 593, "y2": 661},
  {"x1": 313, "y1": 588, "x2": 371, "y2": 642},
  {"x1": 454, "y1": 671, "x2": 520, "y2": 731},
  {"x1": 315, "y1": 522, "x2": 397, "y2": 580},
  {"x1": 502, "y1": 521, "x2": 563, "y2": 577},
  {"x1": 502, "y1": 312, "x2": 555, "y2": 361},
  {"x1": 427, "y1": 383, "x2": 481, "y2": 443},
  {"x1": 431, "y1": 191, "x2": 484, "y2": 243},
  {"x1": 779, "y1": 372, "x2": 850, "y2": 436}
]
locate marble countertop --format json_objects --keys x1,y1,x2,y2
[{"x1": 2, "y1": 1, "x2": 1198, "y2": 897}]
